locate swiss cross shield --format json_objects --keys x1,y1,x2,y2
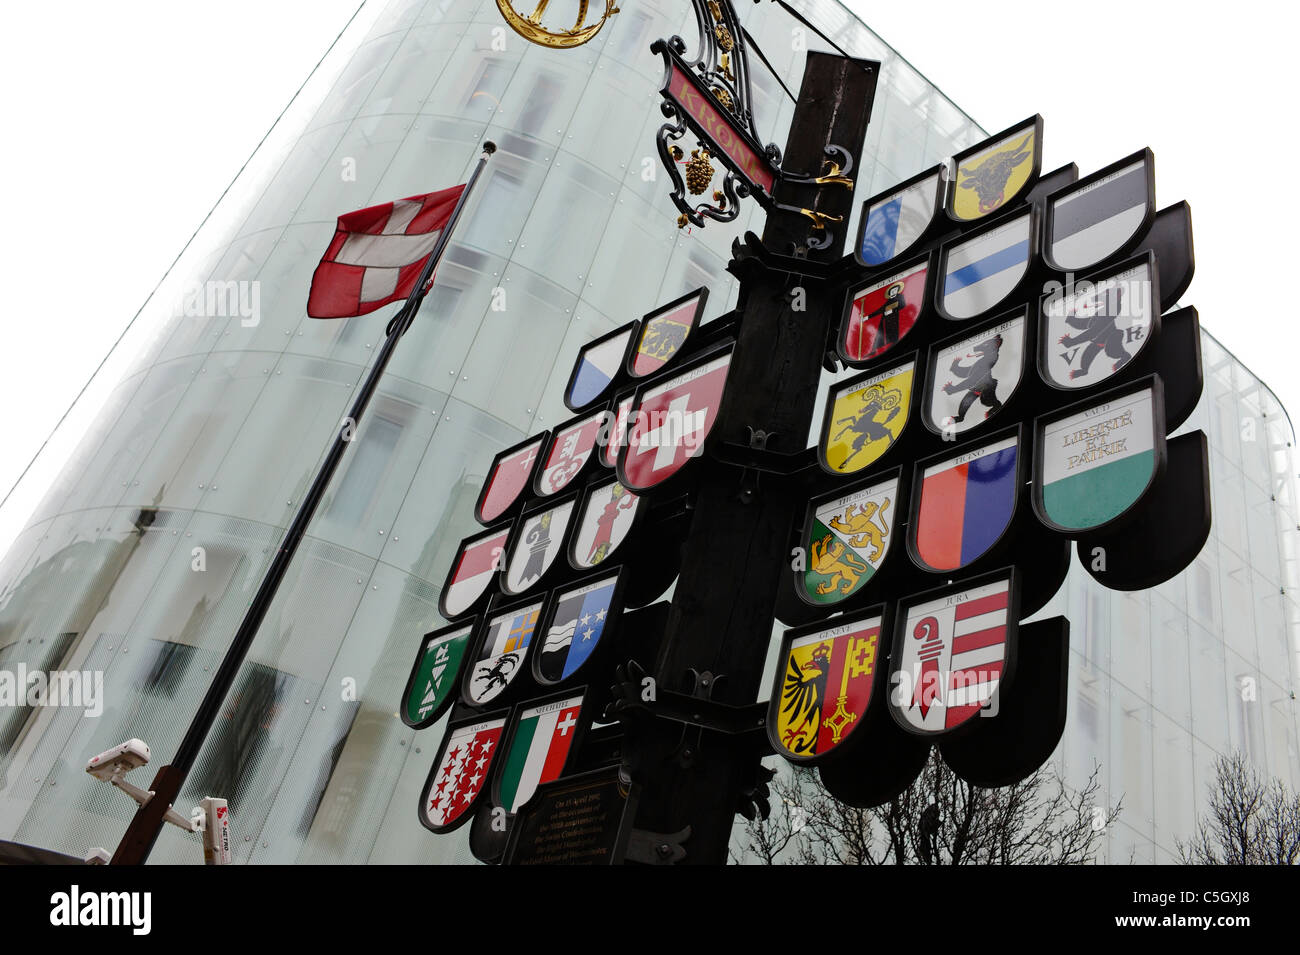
[
  {"x1": 501, "y1": 496, "x2": 576, "y2": 597},
  {"x1": 768, "y1": 607, "x2": 885, "y2": 763},
  {"x1": 493, "y1": 691, "x2": 586, "y2": 814},
  {"x1": 401, "y1": 620, "x2": 474, "y2": 729},
  {"x1": 618, "y1": 345, "x2": 733, "y2": 491},
  {"x1": 909, "y1": 427, "x2": 1021, "y2": 574},
  {"x1": 1033, "y1": 377, "x2": 1163, "y2": 534},
  {"x1": 1040, "y1": 253, "x2": 1158, "y2": 391},
  {"x1": 924, "y1": 311, "x2": 1026, "y2": 437},
  {"x1": 439, "y1": 524, "x2": 509, "y2": 620},
  {"x1": 475, "y1": 433, "x2": 546, "y2": 525},
  {"x1": 627, "y1": 287, "x2": 706, "y2": 378},
  {"x1": 419, "y1": 710, "x2": 508, "y2": 834},
  {"x1": 463, "y1": 599, "x2": 544, "y2": 706},
  {"x1": 799, "y1": 472, "x2": 899, "y2": 607},
  {"x1": 535, "y1": 409, "x2": 605, "y2": 497},
  {"x1": 838, "y1": 253, "x2": 931, "y2": 366},
  {"x1": 889, "y1": 571, "x2": 1019, "y2": 737}
]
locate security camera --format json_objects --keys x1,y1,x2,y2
[{"x1": 85, "y1": 739, "x2": 150, "y2": 781}]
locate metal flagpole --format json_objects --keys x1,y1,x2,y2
[{"x1": 110, "y1": 142, "x2": 497, "y2": 865}]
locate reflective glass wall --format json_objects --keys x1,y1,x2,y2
[{"x1": 0, "y1": 0, "x2": 985, "y2": 862}]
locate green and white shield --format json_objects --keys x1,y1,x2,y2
[
  {"x1": 401, "y1": 622, "x2": 473, "y2": 729},
  {"x1": 800, "y1": 473, "x2": 899, "y2": 606},
  {"x1": 1036, "y1": 383, "x2": 1159, "y2": 532}
]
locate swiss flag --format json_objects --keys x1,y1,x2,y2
[{"x1": 306, "y1": 184, "x2": 465, "y2": 318}]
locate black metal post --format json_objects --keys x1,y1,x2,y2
[{"x1": 111, "y1": 143, "x2": 496, "y2": 865}]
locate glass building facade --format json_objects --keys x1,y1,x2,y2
[{"x1": 0, "y1": 0, "x2": 1293, "y2": 865}]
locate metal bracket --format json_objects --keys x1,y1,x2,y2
[
  {"x1": 625, "y1": 825, "x2": 692, "y2": 865},
  {"x1": 606, "y1": 661, "x2": 768, "y2": 737}
]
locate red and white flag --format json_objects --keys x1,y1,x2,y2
[{"x1": 307, "y1": 184, "x2": 465, "y2": 318}]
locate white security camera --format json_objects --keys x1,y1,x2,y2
[{"x1": 85, "y1": 739, "x2": 150, "y2": 781}]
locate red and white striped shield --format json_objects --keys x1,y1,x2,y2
[
  {"x1": 890, "y1": 574, "x2": 1015, "y2": 735},
  {"x1": 618, "y1": 347, "x2": 733, "y2": 491},
  {"x1": 438, "y1": 527, "x2": 507, "y2": 620}
]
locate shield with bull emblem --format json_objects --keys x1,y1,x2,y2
[{"x1": 948, "y1": 116, "x2": 1042, "y2": 222}]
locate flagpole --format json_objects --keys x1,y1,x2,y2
[{"x1": 110, "y1": 142, "x2": 496, "y2": 865}]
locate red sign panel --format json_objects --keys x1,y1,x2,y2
[{"x1": 668, "y1": 64, "x2": 775, "y2": 196}]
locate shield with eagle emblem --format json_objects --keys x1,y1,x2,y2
[
  {"x1": 768, "y1": 607, "x2": 885, "y2": 763},
  {"x1": 798, "y1": 471, "x2": 900, "y2": 607}
]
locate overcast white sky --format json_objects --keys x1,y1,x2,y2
[{"x1": 0, "y1": 0, "x2": 1294, "y2": 556}]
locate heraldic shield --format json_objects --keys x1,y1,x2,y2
[
  {"x1": 1040, "y1": 253, "x2": 1158, "y2": 391},
  {"x1": 799, "y1": 471, "x2": 899, "y2": 607},
  {"x1": 419, "y1": 709, "x2": 509, "y2": 834},
  {"x1": 856, "y1": 165, "x2": 942, "y2": 268},
  {"x1": 569, "y1": 479, "x2": 640, "y2": 571},
  {"x1": 1045, "y1": 148, "x2": 1155, "y2": 273},
  {"x1": 493, "y1": 690, "x2": 586, "y2": 815},
  {"x1": 565, "y1": 321, "x2": 634, "y2": 412},
  {"x1": 939, "y1": 208, "x2": 1034, "y2": 321},
  {"x1": 819, "y1": 356, "x2": 915, "y2": 475},
  {"x1": 889, "y1": 569, "x2": 1020, "y2": 737},
  {"x1": 535, "y1": 408, "x2": 605, "y2": 497},
  {"x1": 476, "y1": 433, "x2": 546, "y2": 525},
  {"x1": 768, "y1": 607, "x2": 885, "y2": 764},
  {"x1": 619, "y1": 344, "x2": 733, "y2": 491},
  {"x1": 947, "y1": 115, "x2": 1042, "y2": 223},
  {"x1": 627, "y1": 287, "x2": 706, "y2": 378},
  {"x1": 601, "y1": 392, "x2": 634, "y2": 469},
  {"x1": 1034, "y1": 377, "x2": 1163, "y2": 535},
  {"x1": 534, "y1": 569, "x2": 623, "y2": 685},
  {"x1": 909, "y1": 427, "x2": 1021, "y2": 574},
  {"x1": 401, "y1": 620, "x2": 474, "y2": 730},
  {"x1": 463, "y1": 598, "x2": 544, "y2": 706},
  {"x1": 839, "y1": 253, "x2": 930, "y2": 366},
  {"x1": 501, "y1": 496, "x2": 576, "y2": 597},
  {"x1": 439, "y1": 524, "x2": 510, "y2": 620},
  {"x1": 924, "y1": 310, "x2": 1026, "y2": 438}
]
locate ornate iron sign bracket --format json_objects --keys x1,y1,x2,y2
[{"x1": 653, "y1": 1, "x2": 859, "y2": 248}]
